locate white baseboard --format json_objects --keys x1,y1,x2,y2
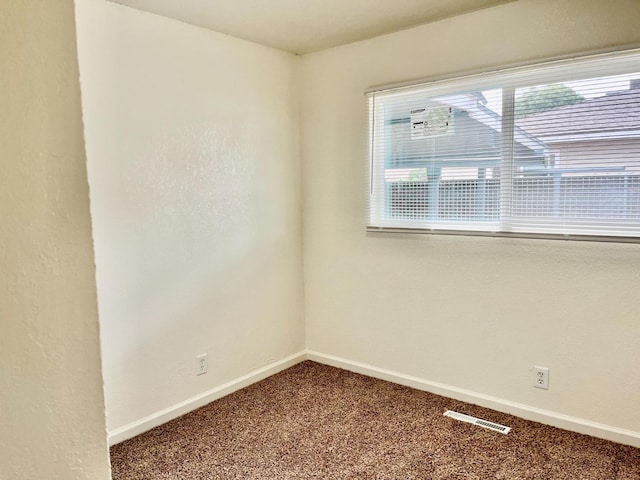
[
  {"x1": 306, "y1": 350, "x2": 640, "y2": 448},
  {"x1": 107, "y1": 351, "x2": 307, "y2": 446},
  {"x1": 108, "y1": 349, "x2": 640, "y2": 448}
]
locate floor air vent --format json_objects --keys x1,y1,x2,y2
[{"x1": 444, "y1": 410, "x2": 511, "y2": 434}]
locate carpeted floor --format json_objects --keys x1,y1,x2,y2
[{"x1": 110, "y1": 361, "x2": 640, "y2": 479}]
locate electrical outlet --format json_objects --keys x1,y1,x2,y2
[
  {"x1": 533, "y1": 366, "x2": 549, "y2": 390},
  {"x1": 196, "y1": 353, "x2": 208, "y2": 376}
]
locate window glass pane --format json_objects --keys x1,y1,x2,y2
[
  {"x1": 381, "y1": 89, "x2": 504, "y2": 226},
  {"x1": 514, "y1": 74, "x2": 640, "y2": 231}
]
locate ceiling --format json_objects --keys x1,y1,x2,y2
[{"x1": 109, "y1": 0, "x2": 515, "y2": 55}]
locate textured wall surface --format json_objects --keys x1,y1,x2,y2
[
  {"x1": 0, "y1": 1, "x2": 111, "y2": 478},
  {"x1": 301, "y1": 0, "x2": 640, "y2": 434},
  {"x1": 76, "y1": 0, "x2": 304, "y2": 432}
]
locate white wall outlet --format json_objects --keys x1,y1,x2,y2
[
  {"x1": 196, "y1": 353, "x2": 208, "y2": 376},
  {"x1": 533, "y1": 366, "x2": 549, "y2": 390}
]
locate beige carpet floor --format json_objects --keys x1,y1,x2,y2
[{"x1": 110, "y1": 361, "x2": 640, "y2": 479}]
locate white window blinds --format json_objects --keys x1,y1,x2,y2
[{"x1": 367, "y1": 49, "x2": 640, "y2": 241}]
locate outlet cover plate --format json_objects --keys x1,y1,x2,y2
[
  {"x1": 197, "y1": 353, "x2": 208, "y2": 376},
  {"x1": 533, "y1": 366, "x2": 549, "y2": 390}
]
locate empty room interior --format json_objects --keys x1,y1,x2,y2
[{"x1": 3, "y1": 0, "x2": 640, "y2": 478}]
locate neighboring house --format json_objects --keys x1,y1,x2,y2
[
  {"x1": 514, "y1": 81, "x2": 640, "y2": 219},
  {"x1": 516, "y1": 80, "x2": 640, "y2": 176}
]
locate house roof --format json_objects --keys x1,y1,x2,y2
[{"x1": 516, "y1": 87, "x2": 640, "y2": 142}]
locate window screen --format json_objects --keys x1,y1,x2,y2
[{"x1": 367, "y1": 50, "x2": 640, "y2": 241}]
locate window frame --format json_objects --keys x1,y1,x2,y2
[{"x1": 366, "y1": 48, "x2": 640, "y2": 243}]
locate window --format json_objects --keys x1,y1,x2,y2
[{"x1": 367, "y1": 49, "x2": 640, "y2": 241}]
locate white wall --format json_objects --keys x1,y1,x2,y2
[
  {"x1": 76, "y1": 0, "x2": 304, "y2": 433},
  {"x1": 0, "y1": 1, "x2": 111, "y2": 478},
  {"x1": 301, "y1": 0, "x2": 640, "y2": 437}
]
